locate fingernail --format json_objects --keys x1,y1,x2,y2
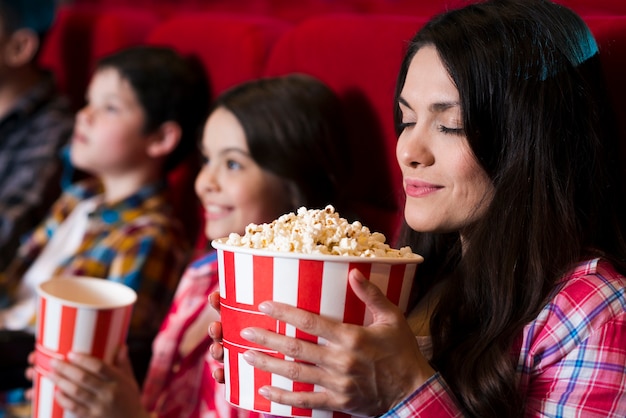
[
  {"x1": 240, "y1": 328, "x2": 256, "y2": 342},
  {"x1": 258, "y1": 386, "x2": 270, "y2": 398},
  {"x1": 258, "y1": 302, "x2": 272, "y2": 314},
  {"x1": 243, "y1": 350, "x2": 256, "y2": 364}
]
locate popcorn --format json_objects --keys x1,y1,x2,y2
[{"x1": 225, "y1": 205, "x2": 419, "y2": 258}]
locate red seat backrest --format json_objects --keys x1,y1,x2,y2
[
  {"x1": 264, "y1": 14, "x2": 427, "y2": 242},
  {"x1": 39, "y1": 6, "x2": 100, "y2": 111},
  {"x1": 146, "y1": 13, "x2": 292, "y2": 98}
]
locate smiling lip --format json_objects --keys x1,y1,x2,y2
[
  {"x1": 404, "y1": 179, "x2": 442, "y2": 198},
  {"x1": 203, "y1": 204, "x2": 231, "y2": 221}
]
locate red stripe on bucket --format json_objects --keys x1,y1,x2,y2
[
  {"x1": 253, "y1": 255, "x2": 274, "y2": 306},
  {"x1": 91, "y1": 309, "x2": 113, "y2": 358},
  {"x1": 58, "y1": 305, "x2": 77, "y2": 355},
  {"x1": 343, "y1": 263, "x2": 371, "y2": 325}
]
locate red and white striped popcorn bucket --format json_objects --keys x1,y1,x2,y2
[
  {"x1": 33, "y1": 276, "x2": 136, "y2": 418},
  {"x1": 212, "y1": 239, "x2": 422, "y2": 418}
]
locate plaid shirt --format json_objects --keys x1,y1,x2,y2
[
  {"x1": 384, "y1": 258, "x2": 626, "y2": 418},
  {"x1": 0, "y1": 72, "x2": 74, "y2": 270},
  {"x1": 0, "y1": 178, "x2": 190, "y2": 339},
  {"x1": 143, "y1": 251, "x2": 259, "y2": 418}
]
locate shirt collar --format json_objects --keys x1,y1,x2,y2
[{"x1": 88, "y1": 180, "x2": 169, "y2": 225}]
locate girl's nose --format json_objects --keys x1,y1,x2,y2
[{"x1": 195, "y1": 165, "x2": 219, "y2": 195}]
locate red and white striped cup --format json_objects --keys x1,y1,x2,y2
[
  {"x1": 33, "y1": 276, "x2": 137, "y2": 418},
  {"x1": 212, "y1": 238, "x2": 422, "y2": 418}
]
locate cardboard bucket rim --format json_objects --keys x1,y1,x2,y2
[
  {"x1": 211, "y1": 238, "x2": 424, "y2": 265},
  {"x1": 36, "y1": 276, "x2": 137, "y2": 309}
]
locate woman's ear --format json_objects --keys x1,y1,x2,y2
[
  {"x1": 4, "y1": 29, "x2": 39, "y2": 67},
  {"x1": 147, "y1": 121, "x2": 182, "y2": 158}
]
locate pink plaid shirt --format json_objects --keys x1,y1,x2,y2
[
  {"x1": 142, "y1": 252, "x2": 260, "y2": 418},
  {"x1": 385, "y1": 258, "x2": 626, "y2": 417}
]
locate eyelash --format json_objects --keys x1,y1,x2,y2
[
  {"x1": 438, "y1": 125, "x2": 465, "y2": 135},
  {"x1": 397, "y1": 122, "x2": 464, "y2": 136},
  {"x1": 397, "y1": 122, "x2": 414, "y2": 131}
]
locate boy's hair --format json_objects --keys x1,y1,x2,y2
[
  {"x1": 0, "y1": 0, "x2": 56, "y2": 37},
  {"x1": 96, "y1": 46, "x2": 211, "y2": 172}
]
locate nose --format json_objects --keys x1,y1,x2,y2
[
  {"x1": 396, "y1": 125, "x2": 435, "y2": 169},
  {"x1": 194, "y1": 164, "x2": 219, "y2": 197},
  {"x1": 75, "y1": 104, "x2": 92, "y2": 126}
]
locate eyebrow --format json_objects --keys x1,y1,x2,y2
[
  {"x1": 198, "y1": 145, "x2": 251, "y2": 158},
  {"x1": 398, "y1": 96, "x2": 460, "y2": 113}
]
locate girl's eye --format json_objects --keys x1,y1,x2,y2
[
  {"x1": 438, "y1": 125, "x2": 465, "y2": 135},
  {"x1": 199, "y1": 155, "x2": 209, "y2": 165},
  {"x1": 226, "y1": 160, "x2": 242, "y2": 170}
]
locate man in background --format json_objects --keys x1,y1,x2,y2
[{"x1": 0, "y1": 0, "x2": 74, "y2": 270}]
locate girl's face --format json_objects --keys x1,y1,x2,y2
[
  {"x1": 195, "y1": 107, "x2": 293, "y2": 241},
  {"x1": 70, "y1": 68, "x2": 152, "y2": 177},
  {"x1": 396, "y1": 45, "x2": 494, "y2": 235}
]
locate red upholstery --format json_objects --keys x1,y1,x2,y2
[
  {"x1": 39, "y1": 6, "x2": 101, "y2": 111},
  {"x1": 90, "y1": 8, "x2": 161, "y2": 68},
  {"x1": 264, "y1": 14, "x2": 428, "y2": 241},
  {"x1": 146, "y1": 13, "x2": 291, "y2": 98}
]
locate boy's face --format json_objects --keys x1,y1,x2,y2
[{"x1": 70, "y1": 67, "x2": 153, "y2": 177}]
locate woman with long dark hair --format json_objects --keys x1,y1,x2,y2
[{"x1": 209, "y1": 1, "x2": 626, "y2": 416}]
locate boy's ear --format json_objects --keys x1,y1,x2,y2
[
  {"x1": 4, "y1": 29, "x2": 39, "y2": 67},
  {"x1": 147, "y1": 121, "x2": 182, "y2": 158}
]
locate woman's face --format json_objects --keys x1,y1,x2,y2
[
  {"x1": 396, "y1": 45, "x2": 494, "y2": 234},
  {"x1": 195, "y1": 107, "x2": 293, "y2": 241}
]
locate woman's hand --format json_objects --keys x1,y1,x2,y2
[
  {"x1": 47, "y1": 346, "x2": 149, "y2": 418},
  {"x1": 208, "y1": 290, "x2": 225, "y2": 383},
  {"x1": 239, "y1": 269, "x2": 435, "y2": 416}
]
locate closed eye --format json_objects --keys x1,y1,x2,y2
[
  {"x1": 397, "y1": 122, "x2": 415, "y2": 131},
  {"x1": 438, "y1": 125, "x2": 464, "y2": 135}
]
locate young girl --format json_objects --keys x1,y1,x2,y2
[
  {"x1": 44, "y1": 73, "x2": 352, "y2": 418},
  {"x1": 208, "y1": 1, "x2": 626, "y2": 417}
]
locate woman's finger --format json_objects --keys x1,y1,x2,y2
[{"x1": 241, "y1": 349, "x2": 328, "y2": 387}]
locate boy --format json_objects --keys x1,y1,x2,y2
[{"x1": 0, "y1": 46, "x2": 210, "y2": 388}]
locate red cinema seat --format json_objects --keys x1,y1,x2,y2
[
  {"x1": 264, "y1": 14, "x2": 427, "y2": 242},
  {"x1": 146, "y1": 13, "x2": 292, "y2": 98},
  {"x1": 146, "y1": 13, "x2": 292, "y2": 254},
  {"x1": 39, "y1": 6, "x2": 101, "y2": 111},
  {"x1": 355, "y1": 0, "x2": 466, "y2": 18},
  {"x1": 90, "y1": 8, "x2": 161, "y2": 69}
]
